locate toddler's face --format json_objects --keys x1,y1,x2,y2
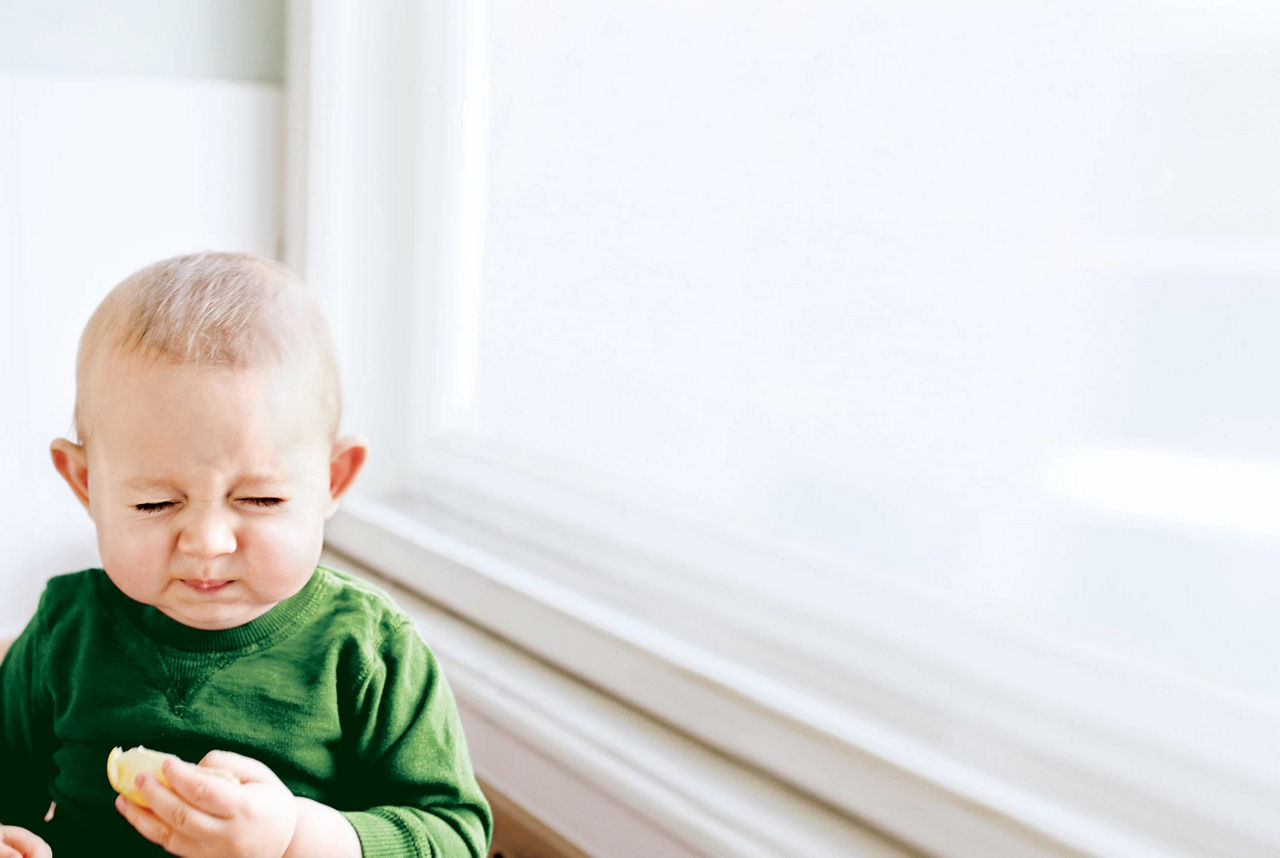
[{"x1": 59, "y1": 354, "x2": 362, "y2": 630}]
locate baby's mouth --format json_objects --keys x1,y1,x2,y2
[{"x1": 182, "y1": 579, "x2": 233, "y2": 593}]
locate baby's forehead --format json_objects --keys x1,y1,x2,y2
[{"x1": 80, "y1": 347, "x2": 339, "y2": 444}]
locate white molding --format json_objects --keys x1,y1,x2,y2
[
  {"x1": 324, "y1": 552, "x2": 908, "y2": 858},
  {"x1": 326, "y1": 494, "x2": 1280, "y2": 858},
  {"x1": 284, "y1": 0, "x2": 428, "y2": 489}
]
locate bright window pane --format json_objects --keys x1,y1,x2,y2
[{"x1": 437, "y1": 1, "x2": 1280, "y2": 696}]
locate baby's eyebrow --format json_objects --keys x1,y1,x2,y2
[
  {"x1": 121, "y1": 475, "x2": 287, "y2": 493},
  {"x1": 124, "y1": 477, "x2": 177, "y2": 492},
  {"x1": 237, "y1": 473, "x2": 287, "y2": 486}
]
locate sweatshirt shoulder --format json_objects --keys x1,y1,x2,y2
[
  {"x1": 312, "y1": 566, "x2": 436, "y2": 675},
  {"x1": 314, "y1": 565, "x2": 417, "y2": 638},
  {"x1": 28, "y1": 569, "x2": 115, "y2": 648},
  {"x1": 39, "y1": 568, "x2": 109, "y2": 615}
]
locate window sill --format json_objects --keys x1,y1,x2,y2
[
  {"x1": 326, "y1": 493, "x2": 1280, "y2": 858},
  {"x1": 322, "y1": 549, "x2": 905, "y2": 858}
]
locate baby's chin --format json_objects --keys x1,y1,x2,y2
[
  {"x1": 155, "y1": 590, "x2": 282, "y2": 631},
  {"x1": 176, "y1": 609, "x2": 276, "y2": 631}
]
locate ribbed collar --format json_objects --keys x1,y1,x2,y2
[{"x1": 100, "y1": 567, "x2": 329, "y2": 653}]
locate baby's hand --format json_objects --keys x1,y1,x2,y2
[
  {"x1": 115, "y1": 750, "x2": 298, "y2": 858},
  {"x1": 0, "y1": 825, "x2": 51, "y2": 858}
]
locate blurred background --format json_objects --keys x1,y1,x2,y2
[{"x1": 2, "y1": 1, "x2": 1278, "y2": 856}]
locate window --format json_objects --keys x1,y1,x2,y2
[{"x1": 295, "y1": 2, "x2": 1280, "y2": 854}]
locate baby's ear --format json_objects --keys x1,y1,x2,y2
[
  {"x1": 326, "y1": 435, "x2": 368, "y2": 517},
  {"x1": 51, "y1": 438, "x2": 92, "y2": 512}
]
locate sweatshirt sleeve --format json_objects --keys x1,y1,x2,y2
[
  {"x1": 339, "y1": 620, "x2": 492, "y2": 858},
  {"x1": 0, "y1": 597, "x2": 55, "y2": 830}
]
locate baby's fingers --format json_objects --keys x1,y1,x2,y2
[
  {"x1": 0, "y1": 825, "x2": 53, "y2": 858},
  {"x1": 117, "y1": 793, "x2": 192, "y2": 855},
  {"x1": 155, "y1": 759, "x2": 240, "y2": 819},
  {"x1": 120, "y1": 779, "x2": 225, "y2": 857}
]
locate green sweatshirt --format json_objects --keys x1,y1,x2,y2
[{"x1": 0, "y1": 566, "x2": 491, "y2": 857}]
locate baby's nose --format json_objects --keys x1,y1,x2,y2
[{"x1": 176, "y1": 506, "x2": 238, "y2": 557}]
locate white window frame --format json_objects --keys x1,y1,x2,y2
[{"x1": 287, "y1": 3, "x2": 1280, "y2": 856}]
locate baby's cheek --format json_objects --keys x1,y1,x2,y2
[
  {"x1": 249, "y1": 516, "x2": 324, "y2": 583},
  {"x1": 101, "y1": 520, "x2": 167, "y2": 577}
]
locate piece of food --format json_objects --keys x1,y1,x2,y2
[
  {"x1": 107, "y1": 746, "x2": 237, "y2": 808},
  {"x1": 107, "y1": 746, "x2": 174, "y2": 808}
]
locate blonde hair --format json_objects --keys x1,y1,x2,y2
[{"x1": 74, "y1": 251, "x2": 341, "y2": 442}]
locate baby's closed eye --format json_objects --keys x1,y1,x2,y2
[{"x1": 239, "y1": 497, "x2": 284, "y2": 507}]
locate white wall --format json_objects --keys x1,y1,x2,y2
[
  {"x1": 0, "y1": 3, "x2": 284, "y2": 635},
  {"x1": 0, "y1": 0, "x2": 283, "y2": 83}
]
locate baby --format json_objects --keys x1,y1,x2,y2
[{"x1": 0, "y1": 253, "x2": 491, "y2": 857}]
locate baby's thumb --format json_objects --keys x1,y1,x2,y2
[{"x1": 198, "y1": 749, "x2": 276, "y2": 783}]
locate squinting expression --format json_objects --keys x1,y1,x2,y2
[{"x1": 80, "y1": 356, "x2": 339, "y2": 630}]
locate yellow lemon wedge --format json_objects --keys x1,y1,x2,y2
[
  {"x1": 106, "y1": 746, "x2": 174, "y2": 808},
  {"x1": 107, "y1": 746, "x2": 240, "y2": 808}
]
